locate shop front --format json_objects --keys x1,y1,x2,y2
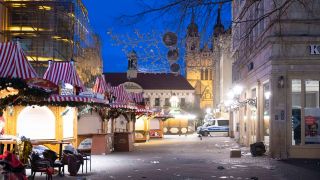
[
  {"x1": 231, "y1": 43, "x2": 320, "y2": 159},
  {"x1": 287, "y1": 75, "x2": 320, "y2": 158}
]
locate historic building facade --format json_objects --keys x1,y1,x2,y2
[
  {"x1": 104, "y1": 51, "x2": 196, "y2": 138},
  {"x1": 231, "y1": 0, "x2": 320, "y2": 158},
  {"x1": 185, "y1": 7, "x2": 232, "y2": 112}
]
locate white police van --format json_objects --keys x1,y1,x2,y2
[{"x1": 197, "y1": 118, "x2": 229, "y2": 136}]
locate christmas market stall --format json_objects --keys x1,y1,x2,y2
[
  {"x1": 108, "y1": 84, "x2": 137, "y2": 152},
  {"x1": 134, "y1": 97, "x2": 152, "y2": 143},
  {"x1": 162, "y1": 107, "x2": 196, "y2": 135},
  {"x1": 0, "y1": 44, "x2": 108, "y2": 156},
  {"x1": 77, "y1": 75, "x2": 113, "y2": 155},
  {"x1": 0, "y1": 41, "x2": 52, "y2": 152}
]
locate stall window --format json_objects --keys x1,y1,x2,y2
[
  {"x1": 291, "y1": 79, "x2": 301, "y2": 145},
  {"x1": 305, "y1": 80, "x2": 320, "y2": 144},
  {"x1": 17, "y1": 106, "x2": 55, "y2": 140},
  {"x1": 63, "y1": 107, "x2": 74, "y2": 139}
]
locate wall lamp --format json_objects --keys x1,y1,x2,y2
[{"x1": 278, "y1": 76, "x2": 284, "y2": 88}]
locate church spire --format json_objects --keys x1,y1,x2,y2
[
  {"x1": 191, "y1": 8, "x2": 195, "y2": 24},
  {"x1": 213, "y1": 3, "x2": 225, "y2": 37},
  {"x1": 187, "y1": 8, "x2": 199, "y2": 37},
  {"x1": 216, "y1": 4, "x2": 222, "y2": 26}
]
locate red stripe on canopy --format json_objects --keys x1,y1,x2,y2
[
  {"x1": 0, "y1": 41, "x2": 38, "y2": 79},
  {"x1": 110, "y1": 85, "x2": 132, "y2": 103},
  {"x1": 48, "y1": 94, "x2": 107, "y2": 104},
  {"x1": 130, "y1": 92, "x2": 144, "y2": 103},
  {"x1": 43, "y1": 61, "x2": 84, "y2": 91},
  {"x1": 93, "y1": 76, "x2": 108, "y2": 94}
]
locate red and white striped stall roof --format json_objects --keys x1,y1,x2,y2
[
  {"x1": 93, "y1": 76, "x2": 108, "y2": 94},
  {"x1": 130, "y1": 92, "x2": 144, "y2": 103},
  {"x1": 43, "y1": 61, "x2": 84, "y2": 90},
  {"x1": 0, "y1": 41, "x2": 38, "y2": 79},
  {"x1": 110, "y1": 84, "x2": 132, "y2": 103},
  {"x1": 48, "y1": 94, "x2": 107, "y2": 104}
]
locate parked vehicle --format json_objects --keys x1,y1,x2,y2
[{"x1": 197, "y1": 118, "x2": 229, "y2": 136}]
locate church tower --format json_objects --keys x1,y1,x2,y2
[
  {"x1": 127, "y1": 50, "x2": 138, "y2": 79},
  {"x1": 186, "y1": 9, "x2": 200, "y2": 53},
  {"x1": 185, "y1": 9, "x2": 214, "y2": 110}
]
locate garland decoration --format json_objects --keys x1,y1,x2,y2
[{"x1": 0, "y1": 78, "x2": 51, "y2": 110}]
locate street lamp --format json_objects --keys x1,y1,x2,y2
[
  {"x1": 233, "y1": 85, "x2": 243, "y2": 96},
  {"x1": 206, "y1": 108, "x2": 212, "y2": 114},
  {"x1": 264, "y1": 91, "x2": 271, "y2": 100},
  {"x1": 170, "y1": 95, "x2": 179, "y2": 108}
]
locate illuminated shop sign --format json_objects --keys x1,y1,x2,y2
[{"x1": 310, "y1": 45, "x2": 320, "y2": 55}]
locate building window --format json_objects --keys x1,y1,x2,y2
[
  {"x1": 165, "y1": 98, "x2": 170, "y2": 106},
  {"x1": 180, "y1": 98, "x2": 186, "y2": 107},
  {"x1": 201, "y1": 69, "x2": 204, "y2": 80},
  {"x1": 155, "y1": 98, "x2": 160, "y2": 107},
  {"x1": 263, "y1": 82, "x2": 270, "y2": 144},
  {"x1": 205, "y1": 69, "x2": 208, "y2": 80},
  {"x1": 144, "y1": 98, "x2": 150, "y2": 104},
  {"x1": 304, "y1": 80, "x2": 320, "y2": 144},
  {"x1": 208, "y1": 70, "x2": 212, "y2": 80},
  {"x1": 291, "y1": 79, "x2": 320, "y2": 145},
  {"x1": 292, "y1": 79, "x2": 301, "y2": 145}
]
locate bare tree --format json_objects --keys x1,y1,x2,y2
[
  {"x1": 118, "y1": 0, "x2": 311, "y2": 41},
  {"x1": 110, "y1": 0, "x2": 312, "y2": 74}
]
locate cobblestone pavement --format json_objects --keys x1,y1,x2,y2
[{"x1": 32, "y1": 134, "x2": 320, "y2": 180}]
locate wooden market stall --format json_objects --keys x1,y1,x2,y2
[
  {"x1": 77, "y1": 75, "x2": 113, "y2": 155},
  {"x1": 134, "y1": 106, "x2": 153, "y2": 142},
  {"x1": 161, "y1": 108, "x2": 196, "y2": 135},
  {"x1": 108, "y1": 85, "x2": 137, "y2": 152},
  {"x1": 149, "y1": 118, "x2": 164, "y2": 138},
  {"x1": 0, "y1": 42, "x2": 108, "y2": 155}
]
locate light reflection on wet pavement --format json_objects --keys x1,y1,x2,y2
[{"x1": 34, "y1": 134, "x2": 320, "y2": 179}]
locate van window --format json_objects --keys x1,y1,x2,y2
[{"x1": 218, "y1": 120, "x2": 229, "y2": 126}]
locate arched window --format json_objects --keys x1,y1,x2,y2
[
  {"x1": 205, "y1": 69, "x2": 209, "y2": 80},
  {"x1": 17, "y1": 106, "x2": 55, "y2": 139},
  {"x1": 209, "y1": 69, "x2": 212, "y2": 80},
  {"x1": 201, "y1": 69, "x2": 204, "y2": 80}
]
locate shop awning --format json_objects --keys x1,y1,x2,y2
[
  {"x1": 109, "y1": 102, "x2": 137, "y2": 110},
  {"x1": 48, "y1": 94, "x2": 108, "y2": 106},
  {"x1": 43, "y1": 61, "x2": 84, "y2": 91},
  {"x1": 92, "y1": 76, "x2": 109, "y2": 94},
  {"x1": 0, "y1": 41, "x2": 38, "y2": 79},
  {"x1": 136, "y1": 105, "x2": 152, "y2": 113}
]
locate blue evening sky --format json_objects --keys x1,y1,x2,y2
[{"x1": 83, "y1": 1, "x2": 231, "y2": 74}]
